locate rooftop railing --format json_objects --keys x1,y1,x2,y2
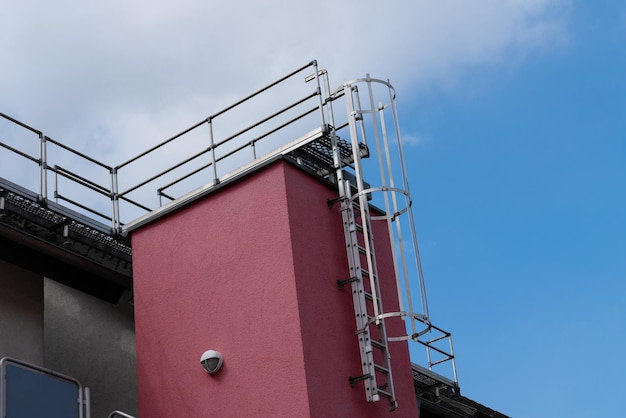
[{"x1": 1, "y1": 60, "x2": 329, "y2": 234}]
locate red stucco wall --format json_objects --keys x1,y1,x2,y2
[
  {"x1": 283, "y1": 164, "x2": 418, "y2": 417},
  {"x1": 132, "y1": 160, "x2": 418, "y2": 417}
]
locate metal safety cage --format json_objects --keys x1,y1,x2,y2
[{"x1": 330, "y1": 75, "x2": 458, "y2": 389}]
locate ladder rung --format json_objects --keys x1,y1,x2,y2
[
  {"x1": 358, "y1": 245, "x2": 367, "y2": 255},
  {"x1": 375, "y1": 387, "x2": 394, "y2": 400},
  {"x1": 363, "y1": 290, "x2": 381, "y2": 301},
  {"x1": 370, "y1": 339, "x2": 386, "y2": 350},
  {"x1": 374, "y1": 364, "x2": 390, "y2": 374}
]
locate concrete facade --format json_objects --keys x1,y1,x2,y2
[{"x1": 131, "y1": 160, "x2": 417, "y2": 417}]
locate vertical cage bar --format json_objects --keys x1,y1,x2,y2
[{"x1": 388, "y1": 84, "x2": 431, "y2": 319}]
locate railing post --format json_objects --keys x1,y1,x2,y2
[
  {"x1": 448, "y1": 336, "x2": 458, "y2": 385},
  {"x1": 54, "y1": 169, "x2": 59, "y2": 203},
  {"x1": 207, "y1": 118, "x2": 218, "y2": 184},
  {"x1": 111, "y1": 167, "x2": 120, "y2": 233},
  {"x1": 311, "y1": 60, "x2": 326, "y2": 130},
  {"x1": 321, "y1": 70, "x2": 335, "y2": 130},
  {"x1": 39, "y1": 132, "x2": 47, "y2": 203}
]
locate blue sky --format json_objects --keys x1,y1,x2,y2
[
  {"x1": 401, "y1": 3, "x2": 625, "y2": 416},
  {"x1": 2, "y1": 1, "x2": 624, "y2": 417}
]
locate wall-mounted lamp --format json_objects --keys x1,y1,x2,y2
[{"x1": 200, "y1": 350, "x2": 223, "y2": 375}]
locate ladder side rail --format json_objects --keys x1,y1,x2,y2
[
  {"x1": 356, "y1": 191, "x2": 398, "y2": 409},
  {"x1": 341, "y1": 182, "x2": 379, "y2": 402},
  {"x1": 342, "y1": 83, "x2": 383, "y2": 402},
  {"x1": 345, "y1": 83, "x2": 381, "y2": 320},
  {"x1": 331, "y1": 88, "x2": 378, "y2": 401}
]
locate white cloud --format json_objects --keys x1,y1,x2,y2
[
  {"x1": 2, "y1": 0, "x2": 570, "y2": 143},
  {"x1": 0, "y1": 0, "x2": 571, "y2": 221}
]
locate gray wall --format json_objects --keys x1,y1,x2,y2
[{"x1": 0, "y1": 260, "x2": 43, "y2": 364}]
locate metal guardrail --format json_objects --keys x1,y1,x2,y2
[{"x1": 0, "y1": 60, "x2": 328, "y2": 234}]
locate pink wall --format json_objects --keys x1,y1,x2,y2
[{"x1": 132, "y1": 160, "x2": 418, "y2": 417}]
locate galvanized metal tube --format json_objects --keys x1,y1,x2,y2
[
  {"x1": 111, "y1": 167, "x2": 120, "y2": 232},
  {"x1": 84, "y1": 386, "x2": 91, "y2": 418},
  {"x1": 312, "y1": 61, "x2": 326, "y2": 128},
  {"x1": 208, "y1": 119, "x2": 218, "y2": 183},
  {"x1": 46, "y1": 136, "x2": 111, "y2": 170},
  {"x1": 39, "y1": 133, "x2": 47, "y2": 202}
]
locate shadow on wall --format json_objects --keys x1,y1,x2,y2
[{"x1": 43, "y1": 279, "x2": 138, "y2": 418}]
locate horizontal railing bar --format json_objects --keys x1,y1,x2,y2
[
  {"x1": 118, "y1": 194, "x2": 153, "y2": 213},
  {"x1": 430, "y1": 358, "x2": 453, "y2": 367},
  {"x1": 250, "y1": 105, "x2": 319, "y2": 145},
  {"x1": 428, "y1": 323, "x2": 452, "y2": 336},
  {"x1": 158, "y1": 161, "x2": 213, "y2": 195},
  {"x1": 334, "y1": 121, "x2": 349, "y2": 132},
  {"x1": 211, "y1": 60, "x2": 317, "y2": 120},
  {"x1": 0, "y1": 111, "x2": 42, "y2": 135},
  {"x1": 119, "y1": 147, "x2": 210, "y2": 197},
  {"x1": 45, "y1": 136, "x2": 112, "y2": 170},
  {"x1": 158, "y1": 103, "x2": 320, "y2": 197},
  {"x1": 212, "y1": 91, "x2": 319, "y2": 150},
  {"x1": 211, "y1": 141, "x2": 250, "y2": 167},
  {"x1": 158, "y1": 191, "x2": 176, "y2": 202},
  {"x1": 53, "y1": 166, "x2": 111, "y2": 196},
  {"x1": 217, "y1": 105, "x2": 321, "y2": 164},
  {"x1": 55, "y1": 193, "x2": 111, "y2": 222},
  {"x1": 116, "y1": 119, "x2": 206, "y2": 169},
  {"x1": 0, "y1": 142, "x2": 40, "y2": 163},
  {"x1": 117, "y1": 61, "x2": 318, "y2": 171},
  {"x1": 424, "y1": 334, "x2": 450, "y2": 344},
  {"x1": 416, "y1": 340, "x2": 453, "y2": 358}
]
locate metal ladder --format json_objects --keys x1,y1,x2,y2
[
  {"x1": 321, "y1": 74, "x2": 458, "y2": 410},
  {"x1": 336, "y1": 176, "x2": 398, "y2": 411}
]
